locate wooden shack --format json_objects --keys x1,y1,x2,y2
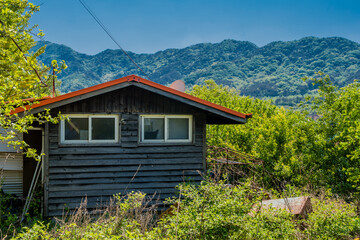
[{"x1": 7, "y1": 74, "x2": 252, "y2": 216}]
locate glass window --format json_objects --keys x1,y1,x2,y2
[
  {"x1": 61, "y1": 115, "x2": 119, "y2": 143},
  {"x1": 65, "y1": 118, "x2": 88, "y2": 140},
  {"x1": 168, "y1": 118, "x2": 189, "y2": 140},
  {"x1": 92, "y1": 117, "x2": 115, "y2": 140},
  {"x1": 144, "y1": 118, "x2": 164, "y2": 140},
  {"x1": 141, "y1": 115, "x2": 192, "y2": 143}
]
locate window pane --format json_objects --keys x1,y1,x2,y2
[
  {"x1": 144, "y1": 118, "x2": 164, "y2": 140},
  {"x1": 92, "y1": 118, "x2": 115, "y2": 140},
  {"x1": 168, "y1": 118, "x2": 189, "y2": 140},
  {"x1": 65, "y1": 118, "x2": 88, "y2": 140}
]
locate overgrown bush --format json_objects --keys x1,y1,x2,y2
[
  {"x1": 189, "y1": 80, "x2": 321, "y2": 191},
  {"x1": 303, "y1": 198, "x2": 360, "y2": 239},
  {"x1": 153, "y1": 180, "x2": 261, "y2": 239},
  {"x1": 189, "y1": 76, "x2": 360, "y2": 199},
  {"x1": 14, "y1": 192, "x2": 157, "y2": 240},
  {"x1": 150, "y1": 180, "x2": 298, "y2": 240},
  {"x1": 0, "y1": 191, "x2": 21, "y2": 238},
  {"x1": 150, "y1": 181, "x2": 359, "y2": 240},
  {"x1": 0, "y1": 186, "x2": 45, "y2": 239},
  {"x1": 12, "y1": 180, "x2": 360, "y2": 239}
]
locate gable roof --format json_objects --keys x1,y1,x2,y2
[{"x1": 12, "y1": 75, "x2": 252, "y2": 124}]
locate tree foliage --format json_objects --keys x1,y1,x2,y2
[
  {"x1": 189, "y1": 76, "x2": 360, "y2": 198},
  {"x1": 189, "y1": 80, "x2": 320, "y2": 189},
  {"x1": 303, "y1": 73, "x2": 360, "y2": 196},
  {"x1": 0, "y1": 0, "x2": 65, "y2": 159},
  {"x1": 1, "y1": 0, "x2": 58, "y2": 101}
]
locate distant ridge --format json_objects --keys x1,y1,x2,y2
[{"x1": 35, "y1": 37, "x2": 360, "y2": 106}]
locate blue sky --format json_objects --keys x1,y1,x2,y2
[{"x1": 30, "y1": 0, "x2": 360, "y2": 55}]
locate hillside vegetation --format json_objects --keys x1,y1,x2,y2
[{"x1": 36, "y1": 37, "x2": 360, "y2": 106}]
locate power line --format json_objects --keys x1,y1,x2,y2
[{"x1": 78, "y1": 0, "x2": 151, "y2": 80}]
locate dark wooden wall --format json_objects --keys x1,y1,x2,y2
[
  {"x1": 45, "y1": 86, "x2": 206, "y2": 216},
  {"x1": 56, "y1": 86, "x2": 205, "y2": 114}
]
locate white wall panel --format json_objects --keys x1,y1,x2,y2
[
  {"x1": 0, "y1": 127, "x2": 23, "y2": 198},
  {"x1": 0, "y1": 153, "x2": 23, "y2": 170},
  {"x1": 0, "y1": 170, "x2": 23, "y2": 198}
]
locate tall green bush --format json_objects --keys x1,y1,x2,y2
[
  {"x1": 304, "y1": 73, "x2": 360, "y2": 196},
  {"x1": 148, "y1": 180, "x2": 359, "y2": 239},
  {"x1": 189, "y1": 77, "x2": 360, "y2": 198},
  {"x1": 303, "y1": 198, "x2": 360, "y2": 239},
  {"x1": 149, "y1": 180, "x2": 297, "y2": 240},
  {"x1": 189, "y1": 80, "x2": 321, "y2": 190}
]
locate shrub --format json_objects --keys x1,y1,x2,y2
[
  {"x1": 149, "y1": 180, "x2": 298, "y2": 239},
  {"x1": 0, "y1": 191, "x2": 21, "y2": 237},
  {"x1": 12, "y1": 181, "x2": 360, "y2": 239},
  {"x1": 303, "y1": 198, "x2": 360, "y2": 239},
  {"x1": 13, "y1": 192, "x2": 157, "y2": 240}
]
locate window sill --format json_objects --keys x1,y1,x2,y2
[
  {"x1": 58, "y1": 142, "x2": 122, "y2": 147},
  {"x1": 138, "y1": 142, "x2": 195, "y2": 146}
]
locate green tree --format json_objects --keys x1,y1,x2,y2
[
  {"x1": 190, "y1": 76, "x2": 360, "y2": 199},
  {"x1": 189, "y1": 80, "x2": 321, "y2": 190},
  {"x1": 0, "y1": 0, "x2": 66, "y2": 159},
  {"x1": 304, "y1": 73, "x2": 360, "y2": 197}
]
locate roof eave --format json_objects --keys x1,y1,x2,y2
[{"x1": 12, "y1": 75, "x2": 252, "y2": 124}]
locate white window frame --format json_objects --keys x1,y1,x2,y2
[
  {"x1": 60, "y1": 114, "x2": 119, "y2": 144},
  {"x1": 140, "y1": 115, "x2": 193, "y2": 143}
]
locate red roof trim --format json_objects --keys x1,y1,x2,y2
[{"x1": 12, "y1": 75, "x2": 252, "y2": 119}]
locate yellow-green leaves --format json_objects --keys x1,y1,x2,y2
[
  {"x1": 190, "y1": 78, "x2": 360, "y2": 198},
  {"x1": 0, "y1": 0, "x2": 65, "y2": 161}
]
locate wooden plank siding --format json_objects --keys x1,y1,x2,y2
[{"x1": 45, "y1": 86, "x2": 206, "y2": 216}]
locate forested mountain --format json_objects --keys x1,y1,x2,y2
[{"x1": 35, "y1": 37, "x2": 360, "y2": 105}]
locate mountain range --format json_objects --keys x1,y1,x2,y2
[{"x1": 35, "y1": 37, "x2": 360, "y2": 106}]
